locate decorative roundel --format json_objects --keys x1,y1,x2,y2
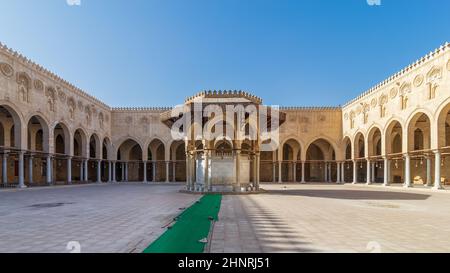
[
  {"x1": 413, "y1": 75, "x2": 424, "y2": 87},
  {"x1": 447, "y1": 59, "x2": 450, "y2": 71},
  {"x1": 33, "y1": 79, "x2": 44, "y2": 91},
  {"x1": 0, "y1": 62, "x2": 14, "y2": 77},
  {"x1": 371, "y1": 98, "x2": 377, "y2": 108},
  {"x1": 344, "y1": 113, "x2": 349, "y2": 120},
  {"x1": 389, "y1": 87, "x2": 398, "y2": 99}
]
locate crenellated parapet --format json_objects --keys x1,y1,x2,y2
[
  {"x1": 185, "y1": 90, "x2": 263, "y2": 104},
  {"x1": 0, "y1": 42, "x2": 110, "y2": 111},
  {"x1": 343, "y1": 42, "x2": 450, "y2": 109},
  {"x1": 342, "y1": 41, "x2": 450, "y2": 141},
  {"x1": 112, "y1": 107, "x2": 172, "y2": 112},
  {"x1": 280, "y1": 106, "x2": 341, "y2": 111}
]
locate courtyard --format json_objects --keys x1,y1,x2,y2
[
  {"x1": 211, "y1": 184, "x2": 450, "y2": 253},
  {"x1": 1, "y1": 183, "x2": 450, "y2": 253},
  {"x1": 0, "y1": 183, "x2": 198, "y2": 253}
]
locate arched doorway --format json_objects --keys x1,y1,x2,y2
[
  {"x1": 0, "y1": 105, "x2": 23, "y2": 187},
  {"x1": 148, "y1": 139, "x2": 166, "y2": 182},
  {"x1": 385, "y1": 120, "x2": 403, "y2": 184},
  {"x1": 88, "y1": 134, "x2": 101, "y2": 182},
  {"x1": 26, "y1": 115, "x2": 49, "y2": 186},
  {"x1": 407, "y1": 113, "x2": 432, "y2": 186},
  {"x1": 53, "y1": 123, "x2": 70, "y2": 184},
  {"x1": 73, "y1": 129, "x2": 87, "y2": 182},
  {"x1": 260, "y1": 139, "x2": 276, "y2": 182},
  {"x1": 437, "y1": 103, "x2": 450, "y2": 188},
  {"x1": 281, "y1": 139, "x2": 301, "y2": 182},
  {"x1": 353, "y1": 132, "x2": 366, "y2": 183},
  {"x1": 306, "y1": 139, "x2": 336, "y2": 182},
  {"x1": 170, "y1": 141, "x2": 186, "y2": 182},
  {"x1": 342, "y1": 137, "x2": 353, "y2": 183},
  {"x1": 367, "y1": 127, "x2": 382, "y2": 184},
  {"x1": 117, "y1": 139, "x2": 143, "y2": 182},
  {"x1": 101, "y1": 138, "x2": 111, "y2": 182}
]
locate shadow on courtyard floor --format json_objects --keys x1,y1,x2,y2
[
  {"x1": 243, "y1": 198, "x2": 319, "y2": 252},
  {"x1": 264, "y1": 189, "x2": 431, "y2": 200}
]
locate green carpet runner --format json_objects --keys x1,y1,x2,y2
[{"x1": 143, "y1": 194, "x2": 222, "y2": 253}]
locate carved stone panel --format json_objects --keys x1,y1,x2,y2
[{"x1": 0, "y1": 63, "x2": 14, "y2": 77}]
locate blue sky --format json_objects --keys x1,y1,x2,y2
[{"x1": 0, "y1": 0, "x2": 449, "y2": 107}]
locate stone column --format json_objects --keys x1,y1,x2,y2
[
  {"x1": 293, "y1": 162, "x2": 297, "y2": 182},
  {"x1": 433, "y1": 151, "x2": 443, "y2": 190},
  {"x1": 185, "y1": 156, "x2": 190, "y2": 189},
  {"x1": 256, "y1": 153, "x2": 260, "y2": 190},
  {"x1": 324, "y1": 162, "x2": 328, "y2": 182},
  {"x1": 352, "y1": 160, "x2": 357, "y2": 184},
  {"x1": 28, "y1": 155, "x2": 33, "y2": 185},
  {"x1": 235, "y1": 151, "x2": 240, "y2": 191},
  {"x1": 112, "y1": 161, "x2": 117, "y2": 182},
  {"x1": 67, "y1": 157, "x2": 72, "y2": 184},
  {"x1": 383, "y1": 157, "x2": 390, "y2": 186},
  {"x1": 278, "y1": 161, "x2": 282, "y2": 183},
  {"x1": 336, "y1": 163, "x2": 341, "y2": 184},
  {"x1": 2, "y1": 152, "x2": 7, "y2": 186},
  {"x1": 341, "y1": 162, "x2": 345, "y2": 183},
  {"x1": 108, "y1": 161, "x2": 112, "y2": 183},
  {"x1": 84, "y1": 160, "x2": 89, "y2": 182},
  {"x1": 301, "y1": 162, "x2": 306, "y2": 183},
  {"x1": 46, "y1": 155, "x2": 52, "y2": 185},
  {"x1": 172, "y1": 162, "x2": 176, "y2": 182},
  {"x1": 205, "y1": 151, "x2": 210, "y2": 191},
  {"x1": 371, "y1": 161, "x2": 376, "y2": 182},
  {"x1": 165, "y1": 161, "x2": 170, "y2": 183},
  {"x1": 272, "y1": 161, "x2": 276, "y2": 182},
  {"x1": 404, "y1": 154, "x2": 412, "y2": 188},
  {"x1": 152, "y1": 161, "x2": 156, "y2": 182},
  {"x1": 97, "y1": 160, "x2": 102, "y2": 183},
  {"x1": 143, "y1": 161, "x2": 147, "y2": 183},
  {"x1": 80, "y1": 160, "x2": 84, "y2": 182},
  {"x1": 121, "y1": 162, "x2": 125, "y2": 181},
  {"x1": 329, "y1": 163, "x2": 332, "y2": 182},
  {"x1": 366, "y1": 160, "x2": 372, "y2": 185},
  {"x1": 192, "y1": 154, "x2": 196, "y2": 190},
  {"x1": 18, "y1": 151, "x2": 26, "y2": 188},
  {"x1": 426, "y1": 157, "x2": 432, "y2": 187}
]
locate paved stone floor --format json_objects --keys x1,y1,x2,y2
[
  {"x1": 210, "y1": 183, "x2": 450, "y2": 253},
  {"x1": 3, "y1": 182, "x2": 450, "y2": 253},
  {"x1": 0, "y1": 183, "x2": 198, "y2": 253}
]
